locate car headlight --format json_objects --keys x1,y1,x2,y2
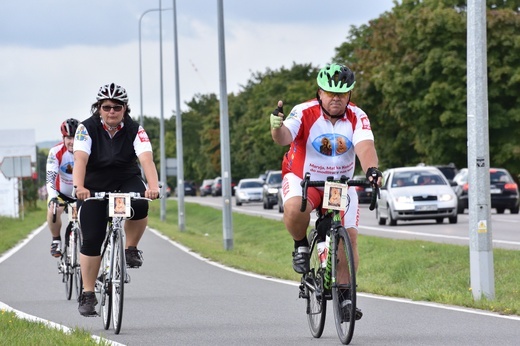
[
  {"x1": 238, "y1": 191, "x2": 248, "y2": 199},
  {"x1": 268, "y1": 187, "x2": 278, "y2": 194},
  {"x1": 438, "y1": 194, "x2": 454, "y2": 202},
  {"x1": 395, "y1": 196, "x2": 414, "y2": 204}
]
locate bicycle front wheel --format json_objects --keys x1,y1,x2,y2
[
  {"x1": 99, "y1": 242, "x2": 112, "y2": 330},
  {"x1": 331, "y1": 227, "x2": 357, "y2": 345},
  {"x1": 111, "y1": 230, "x2": 125, "y2": 334},
  {"x1": 63, "y1": 243, "x2": 73, "y2": 301},
  {"x1": 304, "y1": 229, "x2": 327, "y2": 338}
]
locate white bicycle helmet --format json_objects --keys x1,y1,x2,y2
[{"x1": 96, "y1": 83, "x2": 128, "y2": 103}]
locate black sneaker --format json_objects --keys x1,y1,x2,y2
[
  {"x1": 339, "y1": 289, "x2": 363, "y2": 322},
  {"x1": 292, "y1": 246, "x2": 310, "y2": 274},
  {"x1": 125, "y1": 247, "x2": 143, "y2": 268},
  {"x1": 50, "y1": 241, "x2": 62, "y2": 258},
  {"x1": 78, "y1": 291, "x2": 98, "y2": 317}
]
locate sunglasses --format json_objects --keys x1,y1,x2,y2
[
  {"x1": 101, "y1": 105, "x2": 124, "y2": 112},
  {"x1": 321, "y1": 90, "x2": 350, "y2": 98}
]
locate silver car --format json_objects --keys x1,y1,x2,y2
[
  {"x1": 376, "y1": 166, "x2": 458, "y2": 226},
  {"x1": 234, "y1": 178, "x2": 264, "y2": 206}
]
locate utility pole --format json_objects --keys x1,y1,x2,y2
[{"x1": 467, "y1": 0, "x2": 494, "y2": 300}]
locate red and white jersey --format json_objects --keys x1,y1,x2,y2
[
  {"x1": 73, "y1": 123, "x2": 153, "y2": 157},
  {"x1": 46, "y1": 142, "x2": 74, "y2": 199},
  {"x1": 282, "y1": 99, "x2": 374, "y2": 181}
]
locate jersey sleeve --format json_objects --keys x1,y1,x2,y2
[
  {"x1": 134, "y1": 126, "x2": 153, "y2": 157},
  {"x1": 46, "y1": 147, "x2": 59, "y2": 199},
  {"x1": 73, "y1": 123, "x2": 92, "y2": 155},
  {"x1": 351, "y1": 106, "x2": 375, "y2": 145}
]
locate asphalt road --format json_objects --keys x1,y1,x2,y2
[{"x1": 1, "y1": 198, "x2": 519, "y2": 345}]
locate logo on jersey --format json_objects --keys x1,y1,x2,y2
[
  {"x1": 312, "y1": 134, "x2": 352, "y2": 156},
  {"x1": 60, "y1": 161, "x2": 74, "y2": 174},
  {"x1": 361, "y1": 116, "x2": 371, "y2": 130},
  {"x1": 137, "y1": 128, "x2": 150, "y2": 142},
  {"x1": 75, "y1": 124, "x2": 89, "y2": 142}
]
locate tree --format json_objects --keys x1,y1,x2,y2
[{"x1": 334, "y1": 0, "x2": 520, "y2": 174}]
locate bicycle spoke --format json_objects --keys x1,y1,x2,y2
[
  {"x1": 331, "y1": 228, "x2": 356, "y2": 345},
  {"x1": 304, "y1": 230, "x2": 327, "y2": 338}
]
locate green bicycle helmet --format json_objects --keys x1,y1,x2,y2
[{"x1": 316, "y1": 63, "x2": 356, "y2": 93}]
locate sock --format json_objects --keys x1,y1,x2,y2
[
  {"x1": 294, "y1": 236, "x2": 309, "y2": 249},
  {"x1": 52, "y1": 236, "x2": 61, "y2": 241}
]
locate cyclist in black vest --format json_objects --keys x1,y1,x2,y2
[{"x1": 73, "y1": 83, "x2": 160, "y2": 316}]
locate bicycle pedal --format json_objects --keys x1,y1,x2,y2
[{"x1": 125, "y1": 273, "x2": 131, "y2": 284}]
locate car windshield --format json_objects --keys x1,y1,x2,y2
[
  {"x1": 268, "y1": 173, "x2": 282, "y2": 184},
  {"x1": 392, "y1": 171, "x2": 446, "y2": 187},
  {"x1": 241, "y1": 181, "x2": 263, "y2": 188},
  {"x1": 490, "y1": 170, "x2": 511, "y2": 183}
]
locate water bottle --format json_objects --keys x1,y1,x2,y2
[{"x1": 317, "y1": 235, "x2": 330, "y2": 268}]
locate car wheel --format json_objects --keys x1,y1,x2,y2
[
  {"x1": 278, "y1": 203, "x2": 284, "y2": 213},
  {"x1": 496, "y1": 208, "x2": 505, "y2": 214},
  {"x1": 236, "y1": 199, "x2": 242, "y2": 206},
  {"x1": 511, "y1": 206, "x2": 520, "y2": 214},
  {"x1": 449, "y1": 215, "x2": 458, "y2": 224},
  {"x1": 388, "y1": 205, "x2": 397, "y2": 226},
  {"x1": 457, "y1": 203, "x2": 464, "y2": 214},
  {"x1": 266, "y1": 200, "x2": 273, "y2": 210}
]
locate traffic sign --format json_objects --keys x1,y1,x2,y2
[{"x1": 0, "y1": 156, "x2": 32, "y2": 178}]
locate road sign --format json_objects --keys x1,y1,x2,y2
[{"x1": 0, "y1": 156, "x2": 32, "y2": 178}]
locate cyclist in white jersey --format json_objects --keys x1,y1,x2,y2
[
  {"x1": 270, "y1": 63, "x2": 382, "y2": 320},
  {"x1": 46, "y1": 118, "x2": 79, "y2": 257}
]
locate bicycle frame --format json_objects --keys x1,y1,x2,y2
[
  {"x1": 299, "y1": 172, "x2": 379, "y2": 345},
  {"x1": 89, "y1": 191, "x2": 151, "y2": 335}
]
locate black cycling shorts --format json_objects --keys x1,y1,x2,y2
[{"x1": 78, "y1": 175, "x2": 149, "y2": 256}]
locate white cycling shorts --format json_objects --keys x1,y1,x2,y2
[{"x1": 280, "y1": 172, "x2": 360, "y2": 229}]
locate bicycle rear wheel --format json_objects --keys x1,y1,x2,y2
[
  {"x1": 99, "y1": 242, "x2": 112, "y2": 330},
  {"x1": 111, "y1": 230, "x2": 125, "y2": 334},
  {"x1": 331, "y1": 227, "x2": 356, "y2": 345},
  {"x1": 304, "y1": 229, "x2": 327, "y2": 338}
]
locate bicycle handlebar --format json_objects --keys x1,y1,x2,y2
[
  {"x1": 300, "y1": 172, "x2": 380, "y2": 212},
  {"x1": 51, "y1": 190, "x2": 78, "y2": 223},
  {"x1": 85, "y1": 191, "x2": 152, "y2": 202}
]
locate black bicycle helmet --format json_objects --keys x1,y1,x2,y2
[
  {"x1": 60, "y1": 118, "x2": 79, "y2": 137},
  {"x1": 96, "y1": 83, "x2": 128, "y2": 103}
]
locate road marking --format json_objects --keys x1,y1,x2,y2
[{"x1": 148, "y1": 228, "x2": 520, "y2": 322}]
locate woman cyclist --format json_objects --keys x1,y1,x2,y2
[{"x1": 73, "y1": 83, "x2": 160, "y2": 316}]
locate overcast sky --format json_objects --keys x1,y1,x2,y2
[{"x1": 0, "y1": 0, "x2": 395, "y2": 143}]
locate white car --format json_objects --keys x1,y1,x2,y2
[
  {"x1": 234, "y1": 178, "x2": 264, "y2": 206},
  {"x1": 376, "y1": 166, "x2": 458, "y2": 226}
]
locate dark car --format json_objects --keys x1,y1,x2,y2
[
  {"x1": 353, "y1": 175, "x2": 373, "y2": 204},
  {"x1": 262, "y1": 170, "x2": 282, "y2": 209},
  {"x1": 200, "y1": 179, "x2": 214, "y2": 197},
  {"x1": 174, "y1": 181, "x2": 197, "y2": 196},
  {"x1": 453, "y1": 168, "x2": 519, "y2": 214},
  {"x1": 211, "y1": 177, "x2": 222, "y2": 197}
]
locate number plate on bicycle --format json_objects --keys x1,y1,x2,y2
[
  {"x1": 323, "y1": 181, "x2": 349, "y2": 211},
  {"x1": 109, "y1": 193, "x2": 131, "y2": 218},
  {"x1": 68, "y1": 202, "x2": 78, "y2": 222}
]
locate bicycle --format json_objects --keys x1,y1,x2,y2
[
  {"x1": 86, "y1": 191, "x2": 153, "y2": 335},
  {"x1": 298, "y1": 172, "x2": 379, "y2": 345},
  {"x1": 51, "y1": 192, "x2": 82, "y2": 301}
]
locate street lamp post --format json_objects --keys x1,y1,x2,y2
[{"x1": 138, "y1": 4, "x2": 174, "y2": 222}]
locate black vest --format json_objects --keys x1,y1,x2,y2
[{"x1": 82, "y1": 115, "x2": 141, "y2": 191}]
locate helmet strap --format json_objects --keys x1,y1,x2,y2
[{"x1": 317, "y1": 91, "x2": 351, "y2": 119}]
